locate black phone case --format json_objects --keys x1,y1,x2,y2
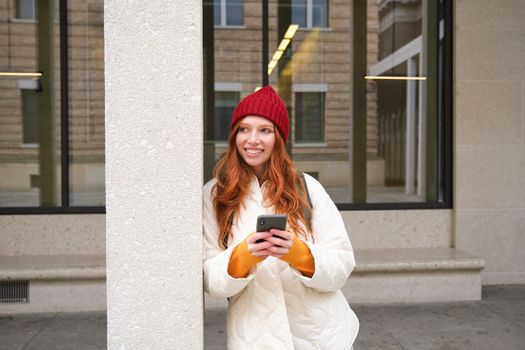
[
  {"x1": 255, "y1": 215, "x2": 287, "y2": 243},
  {"x1": 256, "y1": 214, "x2": 287, "y2": 232}
]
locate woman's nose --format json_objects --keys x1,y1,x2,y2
[{"x1": 247, "y1": 130, "x2": 259, "y2": 143}]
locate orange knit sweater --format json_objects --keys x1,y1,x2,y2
[{"x1": 228, "y1": 234, "x2": 315, "y2": 278}]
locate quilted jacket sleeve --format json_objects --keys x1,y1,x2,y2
[
  {"x1": 293, "y1": 174, "x2": 356, "y2": 292},
  {"x1": 202, "y1": 180, "x2": 256, "y2": 298}
]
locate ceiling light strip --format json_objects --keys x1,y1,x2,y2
[
  {"x1": 364, "y1": 75, "x2": 427, "y2": 81},
  {"x1": 268, "y1": 24, "x2": 299, "y2": 77},
  {"x1": 0, "y1": 72, "x2": 43, "y2": 78}
]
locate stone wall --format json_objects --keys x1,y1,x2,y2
[{"x1": 454, "y1": 0, "x2": 525, "y2": 284}]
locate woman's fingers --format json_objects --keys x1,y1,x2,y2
[
  {"x1": 247, "y1": 231, "x2": 271, "y2": 244},
  {"x1": 268, "y1": 245, "x2": 290, "y2": 258},
  {"x1": 246, "y1": 229, "x2": 294, "y2": 258},
  {"x1": 247, "y1": 231, "x2": 273, "y2": 257},
  {"x1": 251, "y1": 249, "x2": 273, "y2": 258},
  {"x1": 265, "y1": 229, "x2": 293, "y2": 258},
  {"x1": 266, "y1": 229, "x2": 293, "y2": 247},
  {"x1": 270, "y1": 228, "x2": 292, "y2": 241}
]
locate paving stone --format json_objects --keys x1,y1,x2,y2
[
  {"x1": 0, "y1": 313, "x2": 55, "y2": 350},
  {"x1": 1, "y1": 285, "x2": 524, "y2": 350},
  {"x1": 361, "y1": 301, "x2": 518, "y2": 332},
  {"x1": 482, "y1": 284, "x2": 525, "y2": 300},
  {"x1": 352, "y1": 305, "x2": 404, "y2": 350},
  {"x1": 479, "y1": 299, "x2": 525, "y2": 328},
  {"x1": 22, "y1": 312, "x2": 106, "y2": 350},
  {"x1": 394, "y1": 326, "x2": 525, "y2": 350},
  {"x1": 204, "y1": 308, "x2": 227, "y2": 350}
]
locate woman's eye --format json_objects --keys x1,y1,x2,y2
[
  {"x1": 261, "y1": 128, "x2": 273, "y2": 134},
  {"x1": 239, "y1": 127, "x2": 248, "y2": 132}
]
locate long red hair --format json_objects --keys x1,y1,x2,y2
[{"x1": 212, "y1": 122, "x2": 313, "y2": 249}]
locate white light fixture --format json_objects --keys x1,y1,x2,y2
[
  {"x1": 278, "y1": 39, "x2": 291, "y2": 52},
  {"x1": 364, "y1": 75, "x2": 427, "y2": 81},
  {"x1": 284, "y1": 25, "x2": 299, "y2": 39},
  {"x1": 271, "y1": 50, "x2": 284, "y2": 62},
  {"x1": 0, "y1": 72, "x2": 43, "y2": 79}
]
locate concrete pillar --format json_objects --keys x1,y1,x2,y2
[{"x1": 105, "y1": 1, "x2": 203, "y2": 349}]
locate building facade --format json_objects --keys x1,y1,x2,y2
[{"x1": 1, "y1": 1, "x2": 524, "y2": 346}]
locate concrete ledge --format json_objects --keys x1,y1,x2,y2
[
  {"x1": 206, "y1": 247, "x2": 486, "y2": 308},
  {"x1": 0, "y1": 280, "x2": 107, "y2": 314},
  {"x1": 0, "y1": 255, "x2": 105, "y2": 281},
  {"x1": 354, "y1": 248, "x2": 485, "y2": 273},
  {"x1": 1, "y1": 248, "x2": 485, "y2": 311},
  {"x1": 0, "y1": 255, "x2": 106, "y2": 314},
  {"x1": 345, "y1": 248, "x2": 485, "y2": 304}
]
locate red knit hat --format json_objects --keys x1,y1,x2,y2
[{"x1": 230, "y1": 85, "x2": 290, "y2": 142}]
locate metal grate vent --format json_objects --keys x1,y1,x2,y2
[{"x1": 0, "y1": 281, "x2": 30, "y2": 303}]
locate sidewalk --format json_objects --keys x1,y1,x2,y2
[{"x1": 1, "y1": 285, "x2": 524, "y2": 350}]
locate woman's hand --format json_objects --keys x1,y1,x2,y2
[
  {"x1": 246, "y1": 231, "x2": 274, "y2": 258},
  {"x1": 265, "y1": 229, "x2": 293, "y2": 258}
]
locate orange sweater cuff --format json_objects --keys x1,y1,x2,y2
[
  {"x1": 280, "y1": 238, "x2": 315, "y2": 278},
  {"x1": 228, "y1": 236, "x2": 264, "y2": 278}
]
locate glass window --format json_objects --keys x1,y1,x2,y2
[
  {"x1": 21, "y1": 89, "x2": 39, "y2": 144},
  {"x1": 295, "y1": 92, "x2": 325, "y2": 143},
  {"x1": 213, "y1": 0, "x2": 221, "y2": 25},
  {"x1": 312, "y1": 0, "x2": 328, "y2": 28},
  {"x1": 203, "y1": 0, "x2": 261, "y2": 181},
  {"x1": 1, "y1": 0, "x2": 61, "y2": 208},
  {"x1": 0, "y1": 0, "x2": 105, "y2": 211},
  {"x1": 68, "y1": 0, "x2": 105, "y2": 207},
  {"x1": 226, "y1": 0, "x2": 244, "y2": 26},
  {"x1": 291, "y1": 0, "x2": 307, "y2": 27},
  {"x1": 15, "y1": 0, "x2": 35, "y2": 20},
  {"x1": 214, "y1": 0, "x2": 244, "y2": 26},
  {"x1": 214, "y1": 91, "x2": 239, "y2": 141},
  {"x1": 203, "y1": 0, "x2": 452, "y2": 208},
  {"x1": 292, "y1": 0, "x2": 328, "y2": 29}
]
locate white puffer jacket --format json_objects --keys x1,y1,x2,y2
[{"x1": 203, "y1": 173, "x2": 359, "y2": 350}]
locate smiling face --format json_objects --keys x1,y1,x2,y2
[{"x1": 235, "y1": 116, "x2": 276, "y2": 178}]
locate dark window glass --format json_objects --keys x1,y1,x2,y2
[
  {"x1": 312, "y1": 0, "x2": 328, "y2": 28},
  {"x1": 292, "y1": 0, "x2": 327, "y2": 28},
  {"x1": 226, "y1": 0, "x2": 243, "y2": 26},
  {"x1": 291, "y1": 0, "x2": 307, "y2": 27},
  {"x1": 214, "y1": 91, "x2": 239, "y2": 141},
  {"x1": 21, "y1": 89, "x2": 39, "y2": 144},
  {"x1": 213, "y1": 0, "x2": 221, "y2": 25},
  {"x1": 295, "y1": 92, "x2": 325, "y2": 143},
  {"x1": 16, "y1": 0, "x2": 35, "y2": 20}
]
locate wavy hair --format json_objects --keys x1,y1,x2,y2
[{"x1": 212, "y1": 122, "x2": 313, "y2": 249}]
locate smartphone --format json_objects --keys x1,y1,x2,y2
[{"x1": 255, "y1": 214, "x2": 287, "y2": 243}]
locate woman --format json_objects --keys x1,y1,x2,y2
[{"x1": 203, "y1": 86, "x2": 359, "y2": 349}]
